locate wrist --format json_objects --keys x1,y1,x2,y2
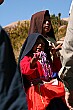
[{"x1": 30, "y1": 57, "x2": 37, "y2": 68}]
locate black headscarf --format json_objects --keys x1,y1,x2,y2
[
  {"x1": 19, "y1": 33, "x2": 49, "y2": 61},
  {"x1": 0, "y1": 26, "x2": 28, "y2": 110}
]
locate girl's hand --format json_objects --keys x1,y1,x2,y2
[
  {"x1": 30, "y1": 52, "x2": 41, "y2": 68},
  {"x1": 55, "y1": 43, "x2": 63, "y2": 50},
  {"x1": 51, "y1": 46, "x2": 56, "y2": 55},
  {"x1": 33, "y1": 52, "x2": 41, "y2": 60},
  {"x1": 51, "y1": 43, "x2": 63, "y2": 55}
]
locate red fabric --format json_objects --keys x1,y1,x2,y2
[
  {"x1": 20, "y1": 56, "x2": 65, "y2": 110},
  {"x1": 53, "y1": 56, "x2": 62, "y2": 72}
]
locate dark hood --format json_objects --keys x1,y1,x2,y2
[
  {"x1": 28, "y1": 10, "x2": 46, "y2": 34},
  {"x1": 0, "y1": 26, "x2": 27, "y2": 110},
  {"x1": 28, "y1": 10, "x2": 56, "y2": 42},
  {"x1": 19, "y1": 33, "x2": 47, "y2": 61}
]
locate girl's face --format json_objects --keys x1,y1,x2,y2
[
  {"x1": 32, "y1": 37, "x2": 45, "y2": 53},
  {"x1": 42, "y1": 18, "x2": 51, "y2": 34}
]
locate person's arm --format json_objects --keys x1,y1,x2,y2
[
  {"x1": 0, "y1": 26, "x2": 28, "y2": 110},
  {"x1": 53, "y1": 53, "x2": 62, "y2": 72},
  {"x1": 51, "y1": 46, "x2": 62, "y2": 72},
  {"x1": 59, "y1": 4, "x2": 73, "y2": 93},
  {"x1": 59, "y1": 5, "x2": 73, "y2": 109},
  {"x1": 20, "y1": 56, "x2": 38, "y2": 75}
]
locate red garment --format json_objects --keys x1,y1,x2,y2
[
  {"x1": 20, "y1": 56, "x2": 65, "y2": 110},
  {"x1": 53, "y1": 56, "x2": 62, "y2": 72}
]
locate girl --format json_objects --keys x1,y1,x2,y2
[{"x1": 19, "y1": 33, "x2": 68, "y2": 110}]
